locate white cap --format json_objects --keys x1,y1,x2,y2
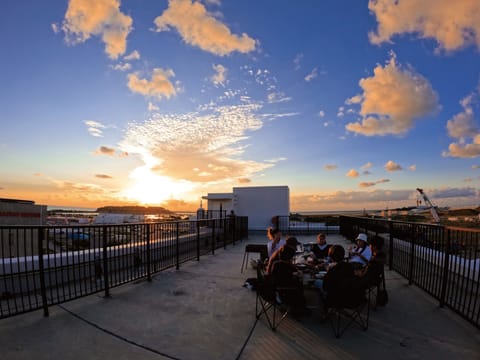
[{"x1": 356, "y1": 233, "x2": 368, "y2": 242}]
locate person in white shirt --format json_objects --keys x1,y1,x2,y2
[
  {"x1": 348, "y1": 233, "x2": 372, "y2": 268},
  {"x1": 266, "y1": 227, "x2": 286, "y2": 258}
]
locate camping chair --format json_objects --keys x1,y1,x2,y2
[
  {"x1": 363, "y1": 260, "x2": 387, "y2": 309},
  {"x1": 241, "y1": 244, "x2": 268, "y2": 273},
  {"x1": 255, "y1": 266, "x2": 294, "y2": 331},
  {"x1": 325, "y1": 286, "x2": 370, "y2": 338}
]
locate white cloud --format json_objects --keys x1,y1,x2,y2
[
  {"x1": 361, "y1": 162, "x2": 373, "y2": 170},
  {"x1": 61, "y1": 0, "x2": 133, "y2": 59},
  {"x1": 265, "y1": 157, "x2": 287, "y2": 163},
  {"x1": 293, "y1": 53, "x2": 303, "y2": 70},
  {"x1": 318, "y1": 110, "x2": 325, "y2": 117},
  {"x1": 127, "y1": 68, "x2": 177, "y2": 99},
  {"x1": 211, "y1": 64, "x2": 227, "y2": 87},
  {"x1": 345, "y1": 52, "x2": 439, "y2": 136},
  {"x1": 110, "y1": 62, "x2": 131, "y2": 71},
  {"x1": 443, "y1": 92, "x2": 480, "y2": 158},
  {"x1": 345, "y1": 94, "x2": 362, "y2": 105},
  {"x1": 119, "y1": 103, "x2": 272, "y2": 184},
  {"x1": 267, "y1": 92, "x2": 292, "y2": 103},
  {"x1": 304, "y1": 68, "x2": 318, "y2": 82},
  {"x1": 84, "y1": 120, "x2": 106, "y2": 137},
  {"x1": 369, "y1": 0, "x2": 480, "y2": 52},
  {"x1": 384, "y1": 160, "x2": 402, "y2": 172},
  {"x1": 124, "y1": 50, "x2": 140, "y2": 61},
  {"x1": 409, "y1": 165, "x2": 417, "y2": 171},
  {"x1": 153, "y1": 0, "x2": 256, "y2": 56},
  {"x1": 148, "y1": 102, "x2": 159, "y2": 111}
]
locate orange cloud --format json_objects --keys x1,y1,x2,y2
[
  {"x1": 384, "y1": 160, "x2": 402, "y2": 172},
  {"x1": 153, "y1": 0, "x2": 256, "y2": 56},
  {"x1": 62, "y1": 0, "x2": 133, "y2": 59},
  {"x1": 369, "y1": 0, "x2": 480, "y2": 52},
  {"x1": 127, "y1": 68, "x2": 177, "y2": 99},
  {"x1": 324, "y1": 164, "x2": 338, "y2": 171},
  {"x1": 345, "y1": 52, "x2": 439, "y2": 136},
  {"x1": 95, "y1": 174, "x2": 113, "y2": 179},
  {"x1": 346, "y1": 169, "x2": 359, "y2": 178}
]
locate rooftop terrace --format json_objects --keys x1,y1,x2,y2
[{"x1": 1, "y1": 233, "x2": 478, "y2": 360}]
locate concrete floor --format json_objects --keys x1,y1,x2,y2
[{"x1": 0, "y1": 233, "x2": 478, "y2": 360}]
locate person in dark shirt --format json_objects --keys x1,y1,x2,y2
[
  {"x1": 270, "y1": 244, "x2": 306, "y2": 316},
  {"x1": 312, "y1": 233, "x2": 331, "y2": 260}
]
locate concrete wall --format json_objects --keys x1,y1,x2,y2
[
  {"x1": 233, "y1": 186, "x2": 289, "y2": 230},
  {"x1": 0, "y1": 201, "x2": 47, "y2": 226}
]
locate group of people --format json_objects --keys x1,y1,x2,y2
[{"x1": 262, "y1": 227, "x2": 386, "y2": 317}]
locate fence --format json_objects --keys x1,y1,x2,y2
[
  {"x1": 339, "y1": 216, "x2": 480, "y2": 328},
  {"x1": 0, "y1": 216, "x2": 248, "y2": 319}
]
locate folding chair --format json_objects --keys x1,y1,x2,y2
[
  {"x1": 326, "y1": 288, "x2": 370, "y2": 338},
  {"x1": 255, "y1": 266, "x2": 292, "y2": 331},
  {"x1": 241, "y1": 244, "x2": 268, "y2": 273},
  {"x1": 364, "y1": 261, "x2": 386, "y2": 309}
]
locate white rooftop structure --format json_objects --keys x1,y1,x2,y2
[{"x1": 202, "y1": 186, "x2": 289, "y2": 230}]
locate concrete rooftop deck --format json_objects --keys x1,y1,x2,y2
[{"x1": 0, "y1": 233, "x2": 479, "y2": 360}]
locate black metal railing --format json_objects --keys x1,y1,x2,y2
[
  {"x1": 0, "y1": 216, "x2": 248, "y2": 319},
  {"x1": 339, "y1": 216, "x2": 480, "y2": 328},
  {"x1": 274, "y1": 215, "x2": 340, "y2": 235}
]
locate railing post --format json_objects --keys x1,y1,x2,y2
[
  {"x1": 408, "y1": 229, "x2": 415, "y2": 285},
  {"x1": 102, "y1": 226, "x2": 110, "y2": 298},
  {"x1": 38, "y1": 227, "x2": 49, "y2": 317},
  {"x1": 389, "y1": 221, "x2": 394, "y2": 271},
  {"x1": 176, "y1": 222, "x2": 180, "y2": 270},
  {"x1": 223, "y1": 218, "x2": 227, "y2": 249},
  {"x1": 211, "y1": 219, "x2": 215, "y2": 255},
  {"x1": 146, "y1": 224, "x2": 151, "y2": 282},
  {"x1": 439, "y1": 228, "x2": 451, "y2": 308},
  {"x1": 196, "y1": 220, "x2": 200, "y2": 261}
]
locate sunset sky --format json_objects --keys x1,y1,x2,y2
[{"x1": 2, "y1": 0, "x2": 480, "y2": 212}]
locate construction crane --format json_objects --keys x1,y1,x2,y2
[{"x1": 416, "y1": 188, "x2": 441, "y2": 223}]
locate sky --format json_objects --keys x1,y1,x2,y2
[{"x1": 1, "y1": 0, "x2": 480, "y2": 212}]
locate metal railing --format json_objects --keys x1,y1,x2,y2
[
  {"x1": 0, "y1": 216, "x2": 248, "y2": 319},
  {"x1": 339, "y1": 216, "x2": 480, "y2": 328},
  {"x1": 274, "y1": 215, "x2": 340, "y2": 235}
]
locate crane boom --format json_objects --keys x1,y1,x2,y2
[{"x1": 416, "y1": 188, "x2": 441, "y2": 223}]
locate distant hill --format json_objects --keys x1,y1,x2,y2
[
  {"x1": 96, "y1": 206, "x2": 173, "y2": 215},
  {"x1": 446, "y1": 208, "x2": 479, "y2": 216}
]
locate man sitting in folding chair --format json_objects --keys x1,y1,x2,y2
[
  {"x1": 320, "y1": 245, "x2": 369, "y2": 338},
  {"x1": 256, "y1": 244, "x2": 307, "y2": 330}
]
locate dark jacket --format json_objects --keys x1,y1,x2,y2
[
  {"x1": 323, "y1": 261, "x2": 364, "y2": 308},
  {"x1": 312, "y1": 244, "x2": 331, "y2": 259}
]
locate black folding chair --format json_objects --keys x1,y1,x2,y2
[
  {"x1": 255, "y1": 266, "x2": 293, "y2": 331},
  {"x1": 325, "y1": 286, "x2": 370, "y2": 338},
  {"x1": 241, "y1": 244, "x2": 268, "y2": 273}
]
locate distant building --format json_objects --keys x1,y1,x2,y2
[
  {"x1": 202, "y1": 186, "x2": 290, "y2": 230},
  {"x1": 0, "y1": 198, "x2": 47, "y2": 258}
]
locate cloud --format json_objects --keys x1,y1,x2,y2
[
  {"x1": 127, "y1": 68, "x2": 177, "y2": 99},
  {"x1": 119, "y1": 103, "x2": 272, "y2": 184},
  {"x1": 265, "y1": 157, "x2": 287, "y2": 163},
  {"x1": 95, "y1": 146, "x2": 116, "y2": 156},
  {"x1": 267, "y1": 92, "x2": 292, "y2": 103},
  {"x1": 324, "y1": 164, "x2": 338, "y2": 171},
  {"x1": 61, "y1": 0, "x2": 133, "y2": 59},
  {"x1": 430, "y1": 187, "x2": 477, "y2": 199},
  {"x1": 304, "y1": 68, "x2": 318, "y2": 82},
  {"x1": 368, "y1": 0, "x2": 480, "y2": 52},
  {"x1": 346, "y1": 169, "x2": 360, "y2": 178},
  {"x1": 345, "y1": 52, "x2": 439, "y2": 136},
  {"x1": 211, "y1": 64, "x2": 227, "y2": 86},
  {"x1": 318, "y1": 110, "x2": 325, "y2": 117},
  {"x1": 463, "y1": 177, "x2": 473, "y2": 182},
  {"x1": 148, "y1": 102, "x2": 159, "y2": 111},
  {"x1": 409, "y1": 165, "x2": 417, "y2": 171},
  {"x1": 238, "y1": 178, "x2": 251, "y2": 184},
  {"x1": 293, "y1": 53, "x2": 303, "y2": 70},
  {"x1": 363, "y1": 170, "x2": 371, "y2": 175},
  {"x1": 84, "y1": 120, "x2": 106, "y2": 137},
  {"x1": 95, "y1": 174, "x2": 113, "y2": 179},
  {"x1": 346, "y1": 94, "x2": 362, "y2": 105},
  {"x1": 376, "y1": 178, "x2": 390, "y2": 184},
  {"x1": 384, "y1": 160, "x2": 402, "y2": 172},
  {"x1": 110, "y1": 62, "x2": 131, "y2": 71},
  {"x1": 443, "y1": 92, "x2": 480, "y2": 158},
  {"x1": 153, "y1": 0, "x2": 256, "y2": 56},
  {"x1": 472, "y1": 165, "x2": 480, "y2": 169},
  {"x1": 124, "y1": 50, "x2": 140, "y2": 61},
  {"x1": 359, "y1": 178, "x2": 390, "y2": 188},
  {"x1": 361, "y1": 162, "x2": 373, "y2": 170}
]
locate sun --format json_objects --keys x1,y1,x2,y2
[{"x1": 122, "y1": 166, "x2": 193, "y2": 205}]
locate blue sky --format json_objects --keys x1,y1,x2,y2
[{"x1": 1, "y1": 0, "x2": 480, "y2": 211}]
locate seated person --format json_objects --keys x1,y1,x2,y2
[
  {"x1": 355, "y1": 235, "x2": 386, "y2": 287},
  {"x1": 269, "y1": 245, "x2": 306, "y2": 315},
  {"x1": 320, "y1": 245, "x2": 365, "y2": 310},
  {"x1": 348, "y1": 233, "x2": 372, "y2": 268},
  {"x1": 312, "y1": 232, "x2": 331, "y2": 260},
  {"x1": 266, "y1": 227, "x2": 286, "y2": 258},
  {"x1": 266, "y1": 236, "x2": 299, "y2": 274}
]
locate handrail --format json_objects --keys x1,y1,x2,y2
[
  {"x1": 0, "y1": 216, "x2": 248, "y2": 319},
  {"x1": 339, "y1": 215, "x2": 480, "y2": 329}
]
